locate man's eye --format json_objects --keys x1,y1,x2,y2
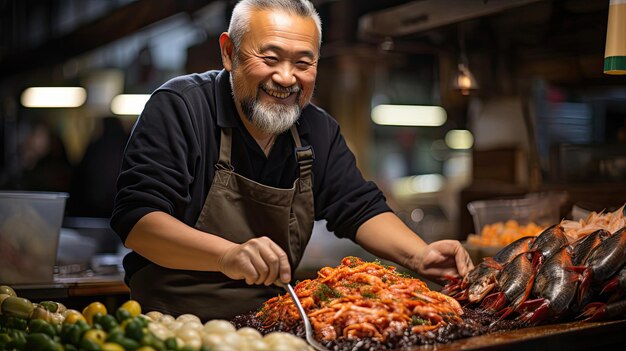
[{"x1": 263, "y1": 56, "x2": 278, "y2": 63}]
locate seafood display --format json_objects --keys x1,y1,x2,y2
[
  {"x1": 255, "y1": 256, "x2": 463, "y2": 343},
  {"x1": 444, "y1": 205, "x2": 626, "y2": 326}
]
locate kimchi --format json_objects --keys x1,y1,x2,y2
[{"x1": 256, "y1": 256, "x2": 463, "y2": 341}]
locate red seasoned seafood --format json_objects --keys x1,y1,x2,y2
[{"x1": 256, "y1": 256, "x2": 463, "y2": 342}]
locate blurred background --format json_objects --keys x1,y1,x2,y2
[{"x1": 0, "y1": 0, "x2": 625, "y2": 275}]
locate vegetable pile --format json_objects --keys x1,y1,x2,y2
[{"x1": 0, "y1": 285, "x2": 310, "y2": 351}]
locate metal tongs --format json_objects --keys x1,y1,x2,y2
[{"x1": 275, "y1": 281, "x2": 330, "y2": 351}]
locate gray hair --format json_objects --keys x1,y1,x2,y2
[{"x1": 228, "y1": 0, "x2": 322, "y2": 52}]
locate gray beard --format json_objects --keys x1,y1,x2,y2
[
  {"x1": 230, "y1": 73, "x2": 302, "y2": 135},
  {"x1": 246, "y1": 100, "x2": 301, "y2": 135}
]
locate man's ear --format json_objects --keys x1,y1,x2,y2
[{"x1": 219, "y1": 32, "x2": 235, "y2": 72}]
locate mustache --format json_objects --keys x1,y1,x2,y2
[{"x1": 261, "y1": 82, "x2": 300, "y2": 94}]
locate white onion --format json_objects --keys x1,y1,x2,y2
[
  {"x1": 221, "y1": 331, "x2": 243, "y2": 348},
  {"x1": 264, "y1": 332, "x2": 311, "y2": 351},
  {"x1": 176, "y1": 327, "x2": 201, "y2": 343},
  {"x1": 182, "y1": 321, "x2": 203, "y2": 331},
  {"x1": 201, "y1": 333, "x2": 223, "y2": 348},
  {"x1": 176, "y1": 313, "x2": 202, "y2": 324},
  {"x1": 148, "y1": 323, "x2": 173, "y2": 340},
  {"x1": 168, "y1": 321, "x2": 184, "y2": 332},
  {"x1": 184, "y1": 336, "x2": 202, "y2": 350},
  {"x1": 203, "y1": 319, "x2": 236, "y2": 334},
  {"x1": 158, "y1": 314, "x2": 176, "y2": 325},
  {"x1": 236, "y1": 327, "x2": 263, "y2": 340},
  {"x1": 145, "y1": 311, "x2": 163, "y2": 321},
  {"x1": 242, "y1": 338, "x2": 270, "y2": 350}
]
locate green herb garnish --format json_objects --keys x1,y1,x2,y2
[
  {"x1": 362, "y1": 292, "x2": 377, "y2": 299},
  {"x1": 314, "y1": 283, "x2": 343, "y2": 302},
  {"x1": 411, "y1": 316, "x2": 429, "y2": 325}
]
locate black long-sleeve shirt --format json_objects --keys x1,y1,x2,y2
[{"x1": 111, "y1": 69, "x2": 391, "y2": 282}]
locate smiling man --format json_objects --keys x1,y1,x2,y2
[{"x1": 111, "y1": 0, "x2": 474, "y2": 321}]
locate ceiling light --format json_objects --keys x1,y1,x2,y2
[
  {"x1": 21, "y1": 87, "x2": 86, "y2": 108},
  {"x1": 371, "y1": 105, "x2": 447, "y2": 126},
  {"x1": 445, "y1": 129, "x2": 474, "y2": 149},
  {"x1": 604, "y1": 0, "x2": 626, "y2": 75},
  {"x1": 111, "y1": 94, "x2": 150, "y2": 115}
]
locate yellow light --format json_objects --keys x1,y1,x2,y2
[
  {"x1": 371, "y1": 104, "x2": 447, "y2": 126},
  {"x1": 21, "y1": 87, "x2": 86, "y2": 108},
  {"x1": 111, "y1": 94, "x2": 151, "y2": 115},
  {"x1": 445, "y1": 129, "x2": 474, "y2": 149},
  {"x1": 453, "y1": 63, "x2": 479, "y2": 95}
]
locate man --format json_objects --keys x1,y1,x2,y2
[{"x1": 111, "y1": 0, "x2": 474, "y2": 321}]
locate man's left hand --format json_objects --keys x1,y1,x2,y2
[{"x1": 413, "y1": 240, "x2": 474, "y2": 284}]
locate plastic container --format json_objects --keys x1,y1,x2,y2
[
  {"x1": 0, "y1": 191, "x2": 68, "y2": 284},
  {"x1": 467, "y1": 193, "x2": 564, "y2": 236},
  {"x1": 464, "y1": 192, "x2": 566, "y2": 262}
]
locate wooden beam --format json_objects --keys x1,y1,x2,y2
[{"x1": 359, "y1": 0, "x2": 544, "y2": 37}]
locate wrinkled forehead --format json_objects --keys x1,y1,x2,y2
[{"x1": 243, "y1": 9, "x2": 320, "y2": 51}]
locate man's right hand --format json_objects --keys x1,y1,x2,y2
[{"x1": 218, "y1": 236, "x2": 291, "y2": 286}]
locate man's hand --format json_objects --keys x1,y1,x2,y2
[
  {"x1": 218, "y1": 236, "x2": 291, "y2": 286},
  {"x1": 413, "y1": 240, "x2": 474, "y2": 284}
]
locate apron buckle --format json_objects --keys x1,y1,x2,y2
[{"x1": 295, "y1": 145, "x2": 314, "y2": 164}]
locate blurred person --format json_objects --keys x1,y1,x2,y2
[
  {"x1": 68, "y1": 116, "x2": 129, "y2": 218},
  {"x1": 18, "y1": 123, "x2": 72, "y2": 192},
  {"x1": 111, "y1": 0, "x2": 474, "y2": 320}
]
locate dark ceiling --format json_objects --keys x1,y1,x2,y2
[
  {"x1": 0, "y1": 0, "x2": 618, "y2": 87},
  {"x1": 0, "y1": 0, "x2": 415, "y2": 81}
]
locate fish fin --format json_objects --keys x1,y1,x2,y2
[
  {"x1": 510, "y1": 277, "x2": 535, "y2": 312},
  {"x1": 517, "y1": 299, "x2": 550, "y2": 326},
  {"x1": 530, "y1": 251, "x2": 542, "y2": 268},
  {"x1": 565, "y1": 265, "x2": 587, "y2": 274},
  {"x1": 577, "y1": 268, "x2": 593, "y2": 306},
  {"x1": 453, "y1": 289, "x2": 469, "y2": 301},
  {"x1": 578, "y1": 302, "x2": 606, "y2": 322},
  {"x1": 516, "y1": 298, "x2": 545, "y2": 314},
  {"x1": 482, "y1": 257, "x2": 503, "y2": 270},
  {"x1": 600, "y1": 276, "x2": 620, "y2": 296},
  {"x1": 481, "y1": 291, "x2": 507, "y2": 312},
  {"x1": 440, "y1": 281, "x2": 462, "y2": 296},
  {"x1": 496, "y1": 306, "x2": 515, "y2": 320}
]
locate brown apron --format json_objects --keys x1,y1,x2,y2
[{"x1": 129, "y1": 125, "x2": 315, "y2": 321}]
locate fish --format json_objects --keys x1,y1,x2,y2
[
  {"x1": 443, "y1": 236, "x2": 536, "y2": 303},
  {"x1": 570, "y1": 229, "x2": 610, "y2": 266},
  {"x1": 529, "y1": 224, "x2": 568, "y2": 261},
  {"x1": 463, "y1": 258, "x2": 502, "y2": 303},
  {"x1": 481, "y1": 251, "x2": 541, "y2": 319},
  {"x1": 575, "y1": 227, "x2": 626, "y2": 307},
  {"x1": 492, "y1": 236, "x2": 536, "y2": 264},
  {"x1": 516, "y1": 245, "x2": 580, "y2": 325}
]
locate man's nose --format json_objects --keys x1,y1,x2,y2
[{"x1": 272, "y1": 62, "x2": 297, "y2": 87}]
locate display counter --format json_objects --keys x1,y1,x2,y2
[{"x1": 12, "y1": 273, "x2": 129, "y2": 311}]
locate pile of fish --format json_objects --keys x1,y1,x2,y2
[{"x1": 443, "y1": 205, "x2": 626, "y2": 326}]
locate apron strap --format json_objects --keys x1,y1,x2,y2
[
  {"x1": 215, "y1": 128, "x2": 234, "y2": 186},
  {"x1": 216, "y1": 125, "x2": 313, "y2": 190},
  {"x1": 290, "y1": 126, "x2": 314, "y2": 192}
]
